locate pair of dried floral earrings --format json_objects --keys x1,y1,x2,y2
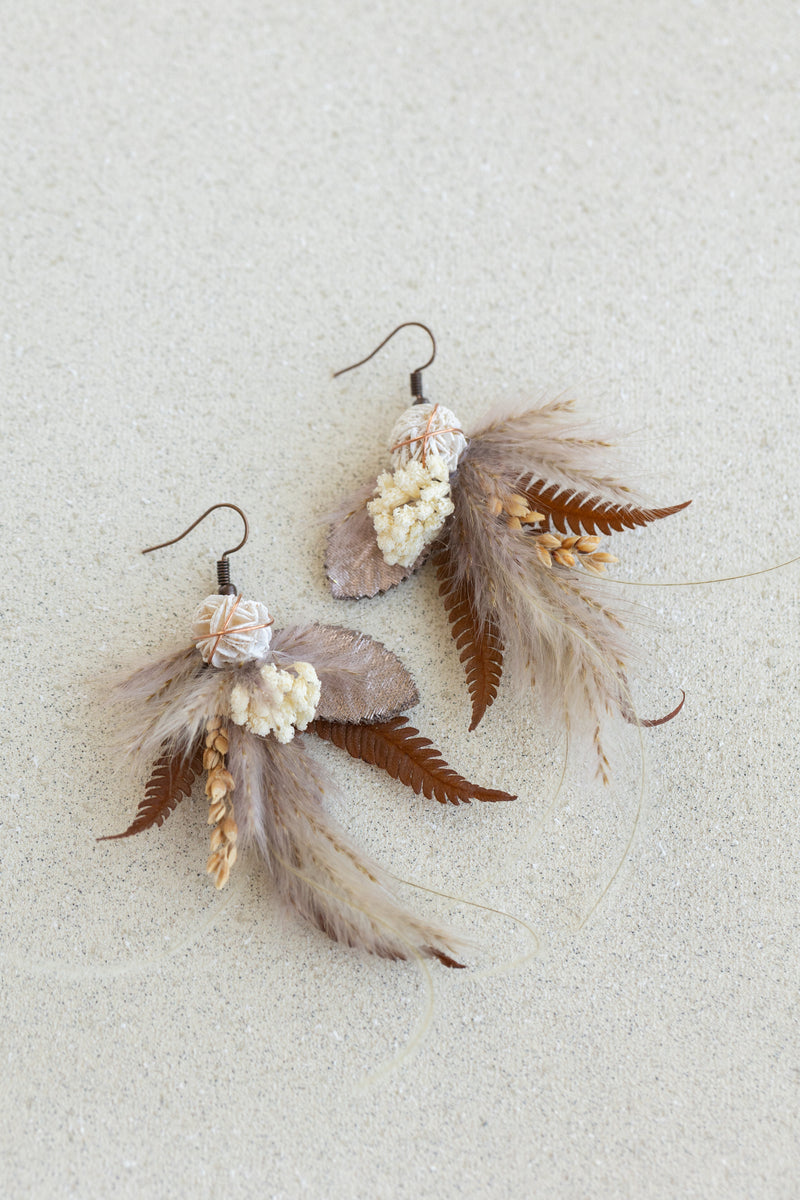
[{"x1": 103, "y1": 322, "x2": 690, "y2": 966}]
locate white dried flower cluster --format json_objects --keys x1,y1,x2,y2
[
  {"x1": 388, "y1": 402, "x2": 467, "y2": 472},
  {"x1": 192, "y1": 594, "x2": 273, "y2": 668},
  {"x1": 367, "y1": 453, "x2": 454, "y2": 568},
  {"x1": 229, "y1": 660, "x2": 321, "y2": 743}
]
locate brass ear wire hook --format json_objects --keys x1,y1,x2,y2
[
  {"x1": 333, "y1": 321, "x2": 437, "y2": 404},
  {"x1": 141, "y1": 502, "x2": 249, "y2": 595}
]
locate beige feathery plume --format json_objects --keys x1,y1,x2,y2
[{"x1": 226, "y1": 724, "x2": 463, "y2": 966}]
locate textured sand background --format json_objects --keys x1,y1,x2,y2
[{"x1": 2, "y1": 2, "x2": 799, "y2": 1197}]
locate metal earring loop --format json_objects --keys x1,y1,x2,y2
[
  {"x1": 333, "y1": 321, "x2": 437, "y2": 403},
  {"x1": 141, "y1": 502, "x2": 249, "y2": 594}
]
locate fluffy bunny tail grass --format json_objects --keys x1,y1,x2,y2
[{"x1": 226, "y1": 724, "x2": 465, "y2": 966}]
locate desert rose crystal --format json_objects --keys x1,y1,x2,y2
[{"x1": 192, "y1": 593, "x2": 273, "y2": 667}]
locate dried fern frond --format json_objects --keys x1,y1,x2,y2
[
  {"x1": 308, "y1": 716, "x2": 515, "y2": 806},
  {"x1": 521, "y1": 480, "x2": 691, "y2": 538},
  {"x1": 98, "y1": 742, "x2": 203, "y2": 841},
  {"x1": 432, "y1": 536, "x2": 503, "y2": 732}
]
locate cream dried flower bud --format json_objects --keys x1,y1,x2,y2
[
  {"x1": 229, "y1": 660, "x2": 321, "y2": 743},
  {"x1": 367, "y1": 454, "x2": 454, "y2": 568},
  {"x1": 388, "y1": 403, "x2": 467, "y2": 472},
  {"x1": 192, "y1": 594, "x2": 273, "y2": 668}
]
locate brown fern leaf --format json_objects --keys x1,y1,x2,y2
[
  {"x1": 432, "y1": 540, "x2": 504, "y2": 731},
  {"x1": 308, "y1": 717, "x2": 515, "y2": 806},
  {"x1": 98, "y1": 742, "x2": 202, "y2": 841},
  {"x1": 522, "y1": 480, "x2": 691, "y2": 537}
]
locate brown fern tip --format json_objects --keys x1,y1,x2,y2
[
  {"x1": 523, "y1": 483, "x2": 691, "y2": 538},
  {"x1": 97, "y1": 742, "x2": 202, "y2": 842},
  {"x1": 308, "y1": 717, "x2": 516, "y2": 806},
  {"x1": 432, "y1": 540, "x2": 504, "y2": 732}
]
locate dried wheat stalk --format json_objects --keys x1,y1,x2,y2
[{"x1": 203, "y1": 716, "x2": 239, "y2": 889}]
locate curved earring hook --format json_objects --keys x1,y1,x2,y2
[
  {"x1": 142, "y1": 503, "x2": 249, "y2": 559},
  {"x1": 333, "y1": 322, "x2": 436, "y2": 402},
  {"x1": 141, "y1": 503, "x2": 249, "y2": 595}
]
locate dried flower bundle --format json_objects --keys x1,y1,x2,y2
[
  {"x1": 326, "y1": 394, "x2": 691, "y2": 780},
  {"x1": 101, "y1": 611, "x2": 514, "y2": 965}
]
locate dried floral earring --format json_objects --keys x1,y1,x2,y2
[
  {"x1": 326, "y1": 324, "x2": 691, "y2": 781},
  {"x1": 100, "y1": 503, "x2": 514, "y2": 966}
]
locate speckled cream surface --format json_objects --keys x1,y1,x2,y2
[{"x1": 2, "y1": 3, "x2": 799, "y2": 1197}]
